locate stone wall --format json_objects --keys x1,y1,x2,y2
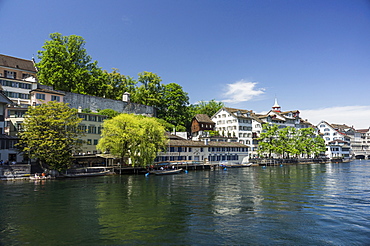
[{"x1": 39, "y1": 85, "x2": 156, "y2": 116}]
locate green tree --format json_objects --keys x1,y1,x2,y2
[
  {"x1": 97, "y1": 109, "x2": 120, "y2": 119},
  {"x1": 130, "y1": 116, "x2": 167, "y2": 167},
  {"x1": 257, "y1": 124, "x2": 279, "y2": 158},
  {"x1": 131, "y1": 71, "x2": 164, "y2": 108},
  {"x1": 17, "y1": 101, "x2": 83, "y2": 171},
  {"x1": 258, "y1": 124, "x2": 326, "y2": 159},
  {"x1": 159, "y1": 83, "x2": 190, "y2": 130},
  {"x1": 36, "y1": 32, "x2": 105, "y2": 96},
  {"x1": 102, "y1": 69, "x2": 137, "y2": 100},
  {"x1": 97, "y1": 114, "x2": 166, "y2": 167},
  {"x1": 189, "y1": 100, "x2": 224, "y2": 118}
]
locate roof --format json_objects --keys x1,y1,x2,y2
[
  {"x1": 213, "y1": 107, "x2": 253, "y2": 119},
  {"x1": 331, "y1": 123, "x2": 353, "y2": 131},
  {"x1": 356, "y1": 129, "x2": 369, "y2": 133},
  {"x1": 30, "y1": 88, "x2": 65, "y2": 96},
  {"x1": 0, "y1": 54, "x2": 37, "y2": 73},
  {"x1": 193, "y1": 114, "x2": 215, "y2": 124},
  {"x1": 0, "y1": 92, "x2": 14, "y2": 105}
]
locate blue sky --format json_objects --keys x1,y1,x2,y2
[{"x1": 1, "y1": 0, "x2": 370, "y2": 128}]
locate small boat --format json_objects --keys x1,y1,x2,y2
[
  {"x1": 219, "y1": 162, "x2": 252, "y2": 168},
  {"x1": 62, "y1": 167, "x2": 115, "y2": 178},
  {"x1": 63, "y1": 170, "x2": 114, "y2": 178},
  {"x1": 30, "y1": 174, "x2": 53, "y2": 180},
  {"x1": 149, "y1": 168, "x2": 183, "y2": 175}
]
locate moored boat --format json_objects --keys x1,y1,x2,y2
[
  {"x1": 219, "y1": 162, "x2": 252, "y2": 168},
  {"x1": 62, "y1": 167, "x2": 115, "y2": 178},
  {"x1": 149, "y1": 168, "x2": 183, "y2": 175}
]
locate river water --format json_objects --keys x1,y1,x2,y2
[{"x1": 1, "y1": 160, "x2": 370, "y2": 245}]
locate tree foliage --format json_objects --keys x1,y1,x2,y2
[
  {"x1": 189, "y1": 100, "x2": 224, "y2": 118},
  {"x1": 96, "y1": 108, "x2": 120, "y2": 119},
  {"x1": 159, "y1": 83, "x2": 190, "y2": 130},
  {"x1": 257, "y1": 124, "x2": 326, "y2": 158},
  {"x1": 36, "y1": 33, "x2": 105, "y2": 96},
  {"x1": 97, "y1": 114, "x2": 167, "y2": 167},
  {"x1": 17, "y1": 101, "x2": 83, "y2": 171},
  {"x1": 131, "y1": 72, "x2": 164, "y2": 108},
  {"x1": 102, "y1": 68, "x2": 137, "y2": 100}
]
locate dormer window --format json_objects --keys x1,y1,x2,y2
[{"x1": 4, "y1": 70, "x2": 16, "y2": 79}]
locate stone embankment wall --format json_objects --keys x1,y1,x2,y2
[
  {"x1": 39, "y1": 85, "x2": 156, "y2": 116},
  {"x1": 63, "y1": 92, "x2": 156, "y2": 116}
]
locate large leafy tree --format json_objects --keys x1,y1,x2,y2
[
  {"x1": 97, "y1": 114, "x2": 166, "y2": 167},
  {"x1": 159, "y1": 83, "x2": 190, "y2": 131},
  {"x1": 131, "y1": 71, "x2": 164, "y2": 109},
  {"x1": 257, "y1": 124, "x2": 279, "y2": 158},
  {"x1": 17, "y1": 101, "x2": 83, "y2": 171},
  {"x1": 258, "y1": 124, "x2": 326, "y2": 158},
  {"x1": 102, "y1": 68, "x2": 137, "y2": 100},
  {"x1": 36, "y1": 32, "x2": 105, "y2": 96}
]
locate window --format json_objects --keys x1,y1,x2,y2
[
  {"x1": 36, "y1": 93, "x2": 45, "y2": 100},
  {"x1": 87, "y1": 139, "x2": 92, "y2": 145},
  {"x1": 93, "y1": 139, "x2": 98, "y2": 145},
  {"x1": 324, "y1": 128, "x2": 330, "y2": 131},
  {"x1": 51, "y1": 95, "x2": 60, "y2": 102},
  {"x1": 5, "y1": 70, "x2": 15, "y2": 79},
  {"x1": 22, "y1": 73, "x2": 31, "y2": 79}
]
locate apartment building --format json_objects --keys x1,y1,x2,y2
[
  {"x1": 317, "y1": 121, "x2": 352, "y2": 159},
  {"x1": 0, "y1": 54, "x2": 38, "y2": 106}
]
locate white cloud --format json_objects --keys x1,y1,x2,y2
[
  {"x1": 300, "y1": 106, "x2": 370, "y2": 129},
  {"x1": 222, "y1": 80, "x2": 265, "y2": 104}
]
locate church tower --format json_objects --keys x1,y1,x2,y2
[{"x1": 272, "y1": 98, "x2": 281, "y2": 112}]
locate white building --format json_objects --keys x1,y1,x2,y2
[
  {"x1": 155, "y1": 134, "x2": 249, "y2": 164},
  {"x1": 211, "y1": 99, "x2": 314, "y2": 158},
  {"x1": 317, "y1": 121, "x2": 352, "y2": 160},
  {"x1": 211, "y1": 107, "x2": 254, "y2": 148}
]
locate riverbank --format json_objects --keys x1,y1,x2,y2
[{"x1": 0, "y1": 158, "x2": 354, "y2": 181}]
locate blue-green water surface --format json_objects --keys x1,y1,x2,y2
[{"x1": 1, "y1": 160, "x2": 370, "y2": 245}]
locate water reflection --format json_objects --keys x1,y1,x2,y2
[{"x1": 0, "y1": 160, "x2": 370, "y2": 245}]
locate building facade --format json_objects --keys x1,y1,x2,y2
[
  {"x1": 317, "y1": 121, "x2": 352, "y2": 160},
  {"x1": 0, "y1": 54, "x2": 38, "y2": 106},
  {"x1": 155, "y1": 134, "x2": 249, "y2": 164},
  {"x1": 191, "y1": 114, "x2": 215, "y2": 140}
]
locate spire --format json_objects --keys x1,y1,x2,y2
[{"x1": 272, "y1": 98, "x2": 281, "y2": 112}]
